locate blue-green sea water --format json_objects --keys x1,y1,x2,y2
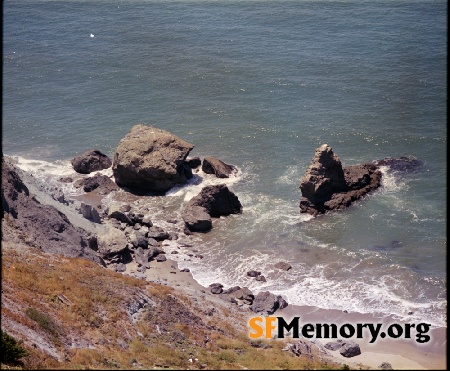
[{"x1": 2, "y1": 0, "x2": 446, "y2": 327}]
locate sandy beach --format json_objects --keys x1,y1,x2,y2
[{"x1": 120, "y1": 254, "x2": 447, "y2": 370}]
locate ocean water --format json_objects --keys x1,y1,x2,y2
[{"x1": 2, "y1": 0, "x2": 446, "y2": 327}]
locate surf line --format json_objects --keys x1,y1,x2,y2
[{"x1": 248, "y1": 316, "x2": 431, "y2": 344}]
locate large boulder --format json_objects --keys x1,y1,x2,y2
[
  {"x1": 187, "y1": 184, "x2": 242, "y2": 217},
  {"x1": 82, "y1": 173, "x2": 118, "y2": 194},
  {"x1": 339, "y1": 340, "x2": 361, "y2": 358},
  {"x1": 182, "y1": 205, "x2": 212, "y2": 232},
  {"x1": 202, "y1": 156, "x2": 236, "y2": 178},
  {"x1": 71, "y1": 149, "x2": 112, "y2": 174},
  {"x1": 250, "y1": 291, "x2": 288, "y2": 315},
  {"x1": 299, "y1": 144, "x2": 382, "y2": 215},
  {"x1": 182, "y1": 184, "x2": 242, "y2": 232},
  {"x1": 112, "y1": 125, "x2": 194, "y2": 192},
  {"x1": 97, "y1": 225, "x2": 129, "y2": 259}
]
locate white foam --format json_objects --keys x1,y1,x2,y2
[
  {"x1": 165, "y1": 167, "x2": 243, "y2": 200},
  {"x1": 378, "y1": 165, "x2": 409, "y2": 194}
]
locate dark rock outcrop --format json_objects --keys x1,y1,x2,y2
[
  {"x1": 324, "y1": 339, "x2": 361, "y2": 358},
  {"x1": 185, "y1": 157, "x2": 202, "y2": 169},
  {"x1": 71, "y1": 149, "x2": 112, "y2": 174},
  {"x1": 187, "y1": 184, "x2": 242, "y2": 218},
  {"x1": 299, "y1": 144, "x2": 382, "y2": 216},
  {"x1": 2, "y1": 158, "x2": 103, "y2": 265},
  {"x1": 82, "y1": 173, "x2": 118, "y2": 194},
  {"x1": 339, "y1": 340, "x2": 361, "y2": 358},
  {"x1": 112, "y1": 125, "x2": 194, "y2": 192},
  {"x1": 250, "y1": 291, "x2": 288, "y2": 315},
  {"x1": 182, "y1": 184, "x2": 242, "y2": 232},
  {"x1": 202, "y1": 156, "x2": 236, "y2": 178},
  {"x1": 209, "y1": 283, "x2": 224, "y2": 294},
  {"x1": 80, "y1": 202, "x2": 102, "y2": 223},
  {"x1": 373, "y1": 156, "x2": 423, "y2": 174},
  {"x1": 182, "y1": 205, "x2": 212, "y2": 232}
]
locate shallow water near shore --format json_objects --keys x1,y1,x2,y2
[{"x1": 3, "y1": 0, "x2": 446, "y2": 328}]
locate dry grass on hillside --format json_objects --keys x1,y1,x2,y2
[{"x1": 1, "y1": 243, "x2": 345, "y2": 370}]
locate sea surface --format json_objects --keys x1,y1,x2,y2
[{"x1": 3, "y1": 0, "x2": 446, "y2": 327}]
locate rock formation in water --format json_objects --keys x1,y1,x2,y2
[
  {"x1": 112, "y1": 125, "x2": 194, "y2": 192},
  {"x1": 299, "y1": 144, "x2": 382, "y2": 216},
  {"x1": 71, "y1": 149, "x2": 112, "y2": 174},
  {"x1": 202, "y1": 156, "x2": 237, "y2": 178},
  {"x1": 182, "y1": 184, "x2": 242, "y2": 232}
]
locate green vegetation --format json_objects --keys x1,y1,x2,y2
[
  {"x1": 25, "y1": 307, "x2": 62, "y2": 340},
  {"x1": 0, "y1": 330, "x2": 29, "y2": 365}
]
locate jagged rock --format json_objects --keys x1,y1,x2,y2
[
  {"x1": 135, "y1": 247, "x2": 150, "y2": 269},
  {"x1": 277, "y1": 295, "x2": 288, "y2": 310},
  {"x1": 339, "y1": 340, "x2": 361, "y2": 358},
  {"x1": 97, "y1": 225, "x2": 129, "y2": 259},
  {"x1": 83, "y1": 173, "x2": 118, "y2": 194},
  {"x1": 250, "y1": 291, "x2": 287, "y2": 315},
  {"x1": 299, "y1": 144, "x2": 382, "y2": 215},
  {"x1": 129, "y1": 231, "x2": 148, "y2": 248},
  {"x1": 210, "y1": 283, "x2": 224, "y2": 295},
  {"x1": 202, "y1": 156, "x2": 236, "y2": 178},
  {"x1": 112, "y1": 125, "x2": 194, "y2": 192},
  {"x1": 108, "y1": 204, "x2": 133, "y2": 225},
  {"x1": 147, "y1": 246, "x2": 160, "y2": 260},
  {"x1": 80, "y1": 202, "x2": 102, "y2": 223},
  {"x1": 232, "y1": 287, "x2": 254, "y2": 302},
  {"x1": 128, "y1": 212, "x2": 145, "y2": 225},
  {"x1": 185, "y1": 157, "x2": 202, "y2": 169},
  {"x1": 182, "y1": 206, "x2": 212, "y2": 232},
  {"x1": 1, "y1": 157, "x2": 103, "y2": 265},
  {"x1": 71, "y1": 149, "x2": 112, "y2": 174},
  {"x1": 187, "y1": 184, "x2": 242, "y2": 218},
  {"x1": 275, "y1": 262, "x2": 292, "y2": 271},
  {"x1": 147, "y1": 226, "x2": 170, "y2": 241}
]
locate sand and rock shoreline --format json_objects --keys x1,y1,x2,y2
[{"x1": 1, "y1": 125, "x2": 445, "y2": 369}]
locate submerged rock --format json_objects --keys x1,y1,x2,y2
[
  {"x1": 299, "y1": 144, "x2": 382, "y2": 215},
  {"x1": 373, "y1": 156, "x2": 423, "y2": 173},
  {"x1": 71, "y1": 149, "x2": 112, "y2": 174},
  {"x1": 112, "y1": 125, "x2": 194, "y2": 192},
  {"x1": 202, "y1": 156, "x2": 236, "y2": 178}
]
